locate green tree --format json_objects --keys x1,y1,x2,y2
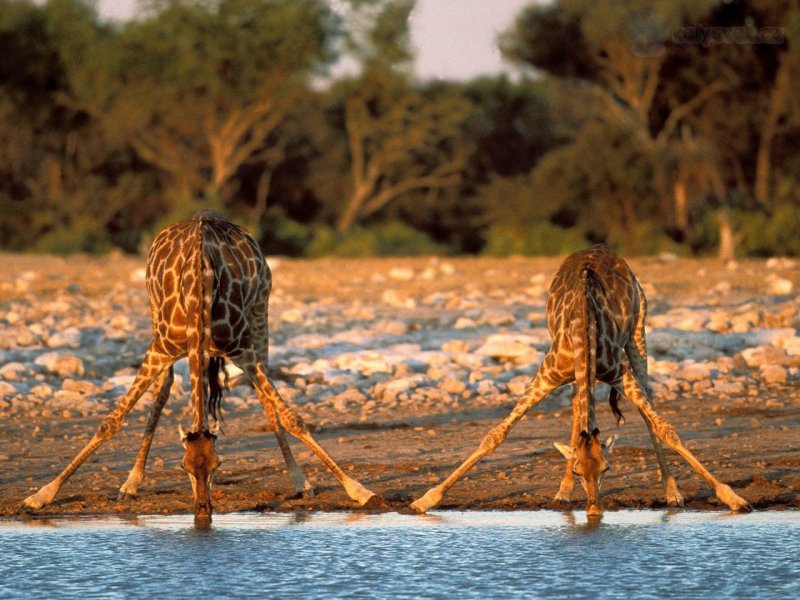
[
  {"x1": 0, "y1": 0, "x2": 141, "y2": 252},
  {"x1": 312, "y1": 0, "x2": 472, "y2": 235},
  {"x1": 107, "y1": 0, "x2": 339, "y2": 223}
]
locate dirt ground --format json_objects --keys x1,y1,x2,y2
[{"x1": 0, "y1": 253, "x2": 798, "y2": 518}]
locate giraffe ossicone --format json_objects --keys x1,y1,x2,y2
[
  {"x1": 21, "y1": 210, "x2": 383, "y2": 518},
  {"x1": 410, "y1": 244, "x2": 751, "y2": 515}
]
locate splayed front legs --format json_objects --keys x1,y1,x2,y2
[
  {"x1": 22, "y1": 346, "x2": 169, "y2": 510},
  {"x1": 411, "y1": 363, "x2": 563, "y2": 513}
]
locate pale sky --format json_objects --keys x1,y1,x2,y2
[{"x1": 96, "y1": 0, "x2": 531, "y2": 81}]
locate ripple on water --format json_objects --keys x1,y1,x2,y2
[{"x1": 1, "y1": 510, "x2": 797, "y2": 599}]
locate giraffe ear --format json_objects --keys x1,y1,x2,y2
[
  {"x1": 179, "y1": 424, "x2": 188, "y2": 445},
  {"x1": 209, "y1": 421, "x2": 220, "y2": 437},
  {"x1": 554, "y1": 442, "x2": 574, "y2": 460},
  {"x1": 603, "y1": 434, "x2": 619, "y2": 455}
]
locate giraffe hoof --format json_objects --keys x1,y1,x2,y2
[
  {"x1": 554, "y1": 491, "x2": 572, "y2": 503},
  {"x1": 288, "y1": 487, "x2": 316, "y2": 500},
  {"x1": 117, "y1": 490, "x2": 138, "y2": 501}
]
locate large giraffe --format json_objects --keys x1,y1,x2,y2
[
  {"x1": 22, "y1": 210, "x2": 383, "y2": 518},
  {"x1": 410, "y1": 244, "x2": 750, "y2": 515}
]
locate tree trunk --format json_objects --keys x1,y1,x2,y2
[
  {"x1": 717, "y1": 208, "x2": 737, "y2": 261},
  {"x1": 755, "y1": 55, "x2": 790, "y2": 204},
  {"x1": 674, "y1": 179, "x2": 688, "y2": 232}
]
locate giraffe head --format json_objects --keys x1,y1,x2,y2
[
  {"x1": 179, "y1": 424, "x2": 221, "y2": 521},
  {"x1": 555, "y1": 429, "x2": 617, "y2": 516}
]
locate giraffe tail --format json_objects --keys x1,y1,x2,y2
[
  {"x1": 571, "y1": 267, "x2": 597, "y2": 433},
  {"x1": 187, "y1": 214, "x2": 223, "y2": 429}
]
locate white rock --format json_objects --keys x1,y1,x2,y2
[
  {"x1": 381, "y1": 289, "x2": 416, "y2": 308},
  {"x1": 475, "y1": 334, "x2": 540, "y2": 360},
  {"x1": 106, "y1": 374, "x2": 137, "y2": 390},
  {"x1": 0, "y1": 362, "x2": 27, "y2": 380},
  {"x1": 46, "y1": 327, "x2": 82, "y2": 349},
  {"x1": 453, "y1": 317, "x2": 476, "y2": 329},
  {"x1": 388, "y1": 267, "x2": 414, "y2": 281},
  {"x1": 476, "y1": 380, "x2": 498, "y2": 395},
  {"x1": 506, "y1": 376, "x2": 529, "y2": 395},
  {"x1": 739, "y1": 346, "x2": 786, "y2": 368},
  {"x1": 712, "y1": 380, "x2": 745, "y2": 395},
  {"x1": 439, "y1": 262, "x2": 455, "y2": 276},
  {"x1": 34, "y1": 352, "x2": 85, "y2": 377},
  {"x1": 0, "y1": 381, "x2": 17, "y2": 398},
  {"x1": 30, "y1": 384, "x2": 54, "y2": 397},
  {"x1": 759, "y1": 364, "x2": 788, "y2": 384},
  {"x1": 674, "y1": 362, "x2": 713, "y2": 382},
  {"x1": 766, "y1": 275, "x2": 793, "y2": 295},
  {"x1": 129, "y1": 268, "x2": 146, "y2": 283},
  {"x1": 439, "y1": 377, "x2": 466, "y2": 394},
  {"x1": 280, "y1": 308, "x2": 305, "y2": 324}
]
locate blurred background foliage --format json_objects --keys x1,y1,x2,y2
[{"x1": 0, "y1": 0, "x2": 799, "y2": 257}]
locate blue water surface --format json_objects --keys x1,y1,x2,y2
[{"x1": 1, "y1": 510, "x2": 797, "y2": 599}]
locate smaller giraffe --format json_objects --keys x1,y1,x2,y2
[
  {"x1": 410, "y1": 244, "x2": 751, "y2": 515},
  {"x1": 22, "y1": 211, "x2": 383, "y2": 519}
]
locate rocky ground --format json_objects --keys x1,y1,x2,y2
[{"x1": 0, "y1": 252, "x2": 798, "y2": 517}]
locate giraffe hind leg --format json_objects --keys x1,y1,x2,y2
[
  {"x1": 554, "y1": 386, "x2": 580, "y2": 503},
  {"x1": 620, "y1": 368, "x2": 750, "y2": 512},
  {"x1": 241, "y1": 359, "x2": 314, "y2": 499},
  {"x1": 624, "y1": 338, "x2": 684, "y2": 507},
  {"x1": 118, "y1": 366, "x2": 175, "y2": 500},
  {"x1": 236, "y1": 348, "x2": 382, "y2": 507}
]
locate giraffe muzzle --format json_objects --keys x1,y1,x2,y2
[{"x1": 586, "y1": 502, "x2": 604, "y2": 517}]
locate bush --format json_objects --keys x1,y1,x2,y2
[
  {"x1": 482, "y1": 221, "x2": 587, "y2": 256},
  {"x1": 306, "y1": 220, "x2": 450, "y2": 257}
]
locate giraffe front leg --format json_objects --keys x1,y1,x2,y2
[
  {"x1": 554, "y1": 387, "x2": 580, "y2": 503},
  {"x1": 621, "y1": 369, "x2": 750, "y2": 512},
  {"x1": 411, "y1": 365, "x2": 563, "y2": 514},
  {"x1": 22, "y1": 348, "x2": 170, "y2": 511},
  {"x1": 118, "y1": 367, "x2": 174, "y2": 500}
]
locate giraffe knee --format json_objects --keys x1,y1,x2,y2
[
  {"x1": 279, "y1": 410, "x2": 309, "y2": 438},
  {"x1": 479, "y1": 424, "x2": 506, "y2": 454},
  {"x1": 653, "y1": 418, "x2": 680, "y2": 447},
  {"x1": 96, "y1": 416, "x2": 123, "y2": 441}
]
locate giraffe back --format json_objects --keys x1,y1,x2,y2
[
  {"x1": 546, "y1": 244, "x2": 644, "y2": 380},
  {"x1": 146, "y1": 210, "x2": 271, "y2": 358}
]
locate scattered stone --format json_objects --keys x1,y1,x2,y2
[
  {"x1": 765, "y1": 275, "x2": 793, "y2": 296},
  {"x1": 62, "y1": 379, "x2": 101, "y2": 395},
  {"x1": 0, "y1": 381, "x2": 17, "y2": 398},
  {"x1": 280, "y1": 308, "x2": 305, "y2": 324},
  {"x1": 0, "y1": 362, "x2": 27, "y2": 381},
  {"x1": 475, "y1": 334, "x2": 540, "y2": 361},
  {"x1": 453, "y1": 317, "x2": 476, "y2": 329},
  {"x1": 381, "y1": 289, "x2": 416, "y2": 308},
  {"x1": 388, "y1": 267, "x2": 414, "y2": 281},
  {"x1": 739, "y1": 346, "x2": 787, "y2": 368},
  {"x1": 30, "y1": 384, "x2": 54, "y2": 398},
  {"x1": 506, "y1": 376, "x2": 528, "y2": 396},
  {"x1": 439, "y1": 378, "x2": 466, "y2": 394},
  {"x1": 759, "y1": 365, "x2": 788, "y2": 385},
  {"x1": 34, "y1": 352, "x2": 85, "y2": 377}
]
